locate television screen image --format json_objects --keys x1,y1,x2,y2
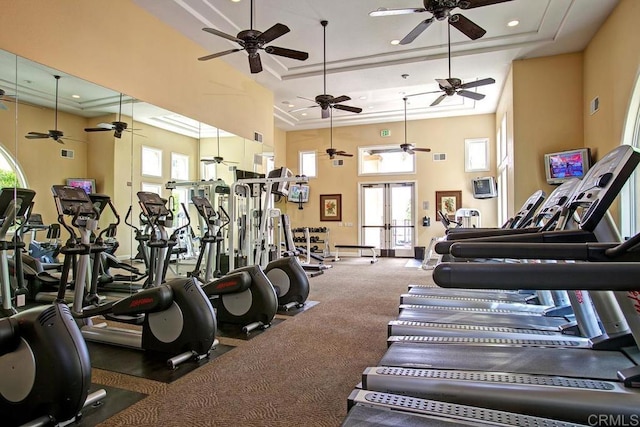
[
  {"x1": 544, "y1": 148, "x2": 591, "y2": 185},
  {"x1": 472, "y1": 177, "x2": 497, "y2": 199},
  {"x1": 66, "y1": 178, "x2": 96, "y2": 194},
  {"x1": 288, "y1": 184, "x2": 309, "y2": 203}
]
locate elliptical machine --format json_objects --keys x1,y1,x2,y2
[
  {"x1": 52, "y1": 185, "x2": 217, "y2": 368},
  {"x1": 0, "y1": 187, "x2": 105, "y2": 426},
  {"x1": 191, "y1": 195, "x2": 309, "y2": 312}
]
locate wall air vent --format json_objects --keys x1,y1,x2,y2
[
  {"x1": 254, "y1": 131, "x2": 263, "y2": 143},
  {"x1": 433, "y1": 153, "x2": 446, "y2": 161},
  {"x1": 332, "y1": 159, "x2": 344, "y2": 167},
  {"x1": 60, "y1": 149, "x2": 74, "y2": 159},
  {"x1": 253, "y1": 154, "x2": 263, "y2": 166}
]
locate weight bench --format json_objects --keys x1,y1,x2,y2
[{"x1": 333, "y1": 245, "x2": 378, "y2": 264}]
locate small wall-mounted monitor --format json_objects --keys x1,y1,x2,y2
[
  {"x1": 544, "y1": 148, "x2": 591, "y2": 185},
  {"x1": 472, "y1": 177, "x2": 498, "y2": 199},
  {"x1": 288, "y1": 184, "x2": 309, "y2": 203},
  {"x1": 66, "y1": 178, "x2": 96, "y2": 194}
]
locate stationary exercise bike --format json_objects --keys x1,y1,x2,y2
[
  {"x1": 52, "y1": 185, "x2": 217, "y2": 368},
  {"x1": 0, "y1": 187, "x2": 105, "y2": 426}
]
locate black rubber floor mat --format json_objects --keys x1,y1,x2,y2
[
  {"x1": 216, "y1": 317, "x2": 285, "y2": 340},
  {"x1": 75, "y1": 384, "x2": 147, "y2": 426},
  {"x1": 278, "y1": 300, "x2": 319, "y2": 316},
  {"x1": 87, "y1": 341, "x2": 234, "y2": 383}
]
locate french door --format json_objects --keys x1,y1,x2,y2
[{"x1": 361, "y1": 182, "x2": 415, "y2": 257}]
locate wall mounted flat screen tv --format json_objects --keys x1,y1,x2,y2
[
  {"x1": 544, "y1": 148, "x2": 591, "y2": 185},
  {"x1": 472, "y1": 177, "x2": 498, "y2": 199},
  {"x1": 288, "y1": 184, "x2": 309, "y2": 203},
  {"x1": 66, "y1": 178, "x2": 96, "y2": 194}
]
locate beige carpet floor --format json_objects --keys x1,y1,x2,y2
[{"x1": 91, "y1": 257, "x2": 431, "y2": 427}]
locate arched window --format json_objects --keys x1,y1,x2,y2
[
  {"x1": 0, "y1": 143, "x2": 27, "y2": 188},
  {"x1": 620, "y1": 71, "x2": 640, "y2": 238}
]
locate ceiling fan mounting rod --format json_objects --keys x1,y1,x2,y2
[
  {"x1": 403, "y1": 97, "x2": 408, "y2": 145},
  {"x1": 322, "y1": 20, "x2": 328, "y2": 95},
  {"x1": 330, "y1": 106, "x2": 333, "y2": 149},
  {"x1": 250, "y1": 0, "x2": 254, "y2": 30},
  {"x1": 54, "y1": 75, "x2": 60, "y2": 130},
  {"x1": 447, "y1": 23, "x2": 452, "y2": 79}
]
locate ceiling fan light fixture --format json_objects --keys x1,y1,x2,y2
[
  {"x1": 390, "y1": 39, "x2": 401, "y2": 45},
  {"x1": 507, "y1": 20, "x2": 519, "y2": 27}
]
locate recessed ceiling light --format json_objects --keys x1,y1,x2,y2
[
  {"x1": 301, "y1": 112, "x2": 307, "y2": 116},
  {"x1": 507, "y1": 20, "x2": 519, "y2": 27},
  {"x1": 231, "y1": 0, "x2": 241, "y2": 3},
  {"x1": 359, "y1": 96, "x2": 367, "y2": 100},
  {"x1": 368, "y1": 106, "x2": 374, "y2": 109},
  {"x1": 72, "y1": 94, "x2": 80, "y2": 99},
  {"x1": 390, "y1": 39, "x2": 400, "y2": 45},
  {"x1": 288, "y1": 104, "x2": 294, "y2": 108}
]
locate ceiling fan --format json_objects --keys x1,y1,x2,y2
[
  {"x1": 0, "y1": 89, "x2": 16, "y2": 111},
  {"x1": 324, "y1": 109, "x2": 353, "y2": 160},
  {"x1": 400, "y1": 97, "x2": 431, "y2": 155},
  {"x1": 290, "y1": 20, "x2": 363, "y2": 119},
  {"x1": 370, "y1": 0, "x2": 513, "y2": 44},
  {"x1": 200, "y1": 128, "x2": 239, "y2": 167},
  {"x1": 85, "y1": 93, "x2": 141, "y2": 139},
  {"x1": 407, "y1": 23, "x2": 495, "y2": 106},
  {"x1": 25, "y1": 75, "x2": 80, "y2": 144},
  {"x1": 198, "y1": 0, "x2": 309, "y2": 74}
]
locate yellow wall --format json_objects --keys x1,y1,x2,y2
[
  {"x1": 495, "y1": 67, "x2": 516, "y2": 216},
  {"x1": 584, "y1": 0, "x2": 640, "y2": 158},
  {"x1": 285, "y1": 114, "x2": 497, "y2": 247},
  {"x1": 0, "y1": 101, "x2": 89, "y2": 223},
  {"x1": 0, "y1": 0, "x2": 273, "y2": 144},
  {"x1": 511, "y1": 53, "x2": 584, "y2": 209}
]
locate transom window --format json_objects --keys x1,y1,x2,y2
[
  {"x1": 299, "y1": 151, "x2": 317, "y2": 178},
  {"x1": 359, "y1": 145, "x2": 415, "y2": 175},
  {"x1": 171, "y1": 152, "x2": 189, "y2": 180}
]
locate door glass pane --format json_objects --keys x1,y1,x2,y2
[
  {"x1": 390, "y1": 185, "x2": 413, "y2": 249},
  {"x1": 362, "y1": 186, "x2": 384, "y2": 248}
]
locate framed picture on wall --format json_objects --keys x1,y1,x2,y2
[
  {"x1": 435, "y1": 190, "x2": 462, "y2": 220},
  {"x1": 320, "y1": 194, "x2": 342, "y2": 221}
]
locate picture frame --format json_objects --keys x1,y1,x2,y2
[
  {"x1": 320, "y1": 194, "x2": 342, "y2": 221},
  {"x1": 435, "y1": 191, "x2": 462, "y2": 220}
]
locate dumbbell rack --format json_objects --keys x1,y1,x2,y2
[{"x1": 292, "y1": 227, "x2": 331, "y2": 259}]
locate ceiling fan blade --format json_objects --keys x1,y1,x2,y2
[
  {"x1": 260, "y1": 23, "x2": 290, "y2": 44},
  {"x1": 457, "y1": 90, "x2": 486, "y2": 100},
  {"x1": 460, "y1": 77, "x2": 496, "y2": 89},
  {"x1": 264, "y1": 46, "x2": 309, "y2": 61},
  {"x1": 406, "y1": 90, "x2": 444, "y2": 98},
  {"x1": 202, "y1": 27, "x2": 242, "y2": 43},
  {"x1": 413, "y1": 147, "x2": 432, "y2": 152},
  {"x1": 337, "y1": 152, "x2": 354, "y2": 157},
  {"x1": 431, "y1": 94, "x2": 447, "y2": 106},
  {"x1": 84, "y1": 127, "x2": 111, "y2": 132},
  {"x1": 400, "y1": 18, "x2": 434, "y2": 45},
  {"x1": 436, "y1": 78, "x2": 453, "y2": 89},
  {"x1": 289, "y1": 105, "x2": 318, "y2": 113},
  {"x1": 248, "y1": 53, "x2": 263, "y2": 74},
  {"x1": 333, "y1": 104, "x2": 363, "y2": 114},
  {"x1": 462, "y1": 0, "x2": 514, "y2": 9},
  {"x1": 321, "y1": 108, "x2": 330, "y2": 119},
  {"x1": 198, "y1": 48, "x2": 242, "y2": 61},
  {"x1": 449, "y1": 14, "x2": 486, "y2": 40},
  {"x1": 331, "y1": 95, "x2": 351, "y2": 104},
  {"x1": 406, "y1": 148, "x2": 415, "y2": 155},
  {"x1": 369, "y1": 7, "x2": 427, "y2": 17},
  {"x1": 25, "y1": 132, "x2": 50, "y2": 139}
]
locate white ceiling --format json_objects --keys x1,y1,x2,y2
[{"x1": 133, "y1": 0, "x2": 619, "y2": 131}]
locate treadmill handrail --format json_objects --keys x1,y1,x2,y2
[
  {"x1": 448, "y1": 241, "x2": 630, "y2": 261},
  {"x1": 433, "y1": 262, "x2": 640, "y2": 290}
]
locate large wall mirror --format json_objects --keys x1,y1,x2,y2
[{"x1": 0, "y1": 48, "x2": 274, "y2": 275}]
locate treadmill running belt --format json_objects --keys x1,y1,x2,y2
[{"x1": 381, "y1": 342, "x2": 634, "y2": 380}]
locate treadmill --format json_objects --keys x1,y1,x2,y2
[
  {"x1": 403, "y1": 178, "x2": 581, "y2": 309},
  {"x1": 395, "y1": 146, "x2": 639, "y2": 335},
  {"x1": 362, "y1": 146, "x2": 640, "y2": 423}
]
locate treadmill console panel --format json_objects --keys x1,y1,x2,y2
[
  {"x1": 570, "y1": 145, "x2": 640, "y2": 231},
  {"x1": 534, "y1": 178, "x2": 580, "y2": 220}
]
